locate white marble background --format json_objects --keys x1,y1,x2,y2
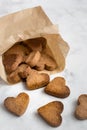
[{"x1": 0, "y1": 0, "x2": 87, "y2": 130}]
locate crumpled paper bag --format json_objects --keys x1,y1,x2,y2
[{"x1": 0, "y1": 6, "x2": 69, "y2": 83}]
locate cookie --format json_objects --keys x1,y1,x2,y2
[
  {"x1": 7, "y1": 64, "x2": 31, "y2": 84},
  {"x1": 35, "y1": 53, "x2": 57, "y2": 71},
  {"x1": 34, "y1": 62, "x2": 45, "y2": 71},
  {"x1": 18, "y1": 64, "x2": 32, "y2": 79},
  {"x1": 75, "y1": 94, "x2": 87, "y2": 120},
  {"x1": 4, "y1": 92, "x2": 29, "y2": 116},
  {"x1": 37, "y1": 101, "x2": 64, "y2": 127},
  {"x1": 45, "y1": 77, "x2": 70, "y2": 98},
  {"x1": 26, "y1": 70, "x2": 50, "y2": 90},
  {"x1": 25, "y1": 51, "x2": 41, "y2": 67},
  {"x1": 43, "y1": 54, "x2": 57, "y2": 71},
  {"x1": 34, "y1": 55, "x2": 45, "y2": 71},
  {"x1": 3, "y1": 54, "x2": 23, "y2": 74},
  {"x1": 7, "y1": 70, "x2": 21, "y2": 84}
]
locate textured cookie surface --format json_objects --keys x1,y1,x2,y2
[
  {"x1": 37, "y1": 101, "x2": 64, "y2": 127},
  {"x1": 25, "y1": 51, "x2": 41, "y2": 67},
  {"x1": 17, "y1": 64, "x2": 32, "y2": 79},
  {"x1": 35, "y1": 53, "x2": 57, "y2": 71},
  {"x1": 7, "y1": 64, "x2": 31, "y2": 84},
  {"x1": 3, "y1": 54, "x2": 23, "y2": 74},
  {"x1": 4, "y1": 92, "x2": 29, "y2": 116},
  {"x1": 75, "y1": 94, "x2": 87, "y2": 120},
  {"x1": 7, "y1": 70, "x2": 21, "y2": 84},
  {"x1": 26, "y1": 70, "x2": 50, "y2": 90},
  {"x1": 45, "y1": 77, "x2": 70, "y2": 98}
]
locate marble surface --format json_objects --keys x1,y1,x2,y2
[{"x1": 0, "y1": 0, "x2": 87, "y2": 130}]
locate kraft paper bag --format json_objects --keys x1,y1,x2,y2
[{"x1": 0, "y1": 6, "x2": 69, "y2": 83}]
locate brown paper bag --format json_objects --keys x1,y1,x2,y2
[{"x1": 0, "y1": 6, "x2": 69, "y2": 83}]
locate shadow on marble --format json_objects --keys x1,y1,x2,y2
[
  {"x1": 0, "y1": 77, "x2": 7, "y2": 86},
  {"x1": 71, "y1": 100, "x2": 78, "y2": 120}
]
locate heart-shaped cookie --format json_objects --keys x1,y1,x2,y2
[
  {"x1": 26, "y1": 70, "x2": 50, "y2": 90},
  {"x1": 4, "y1": 92, "x2": 29, "y2": 116},
  {"x1": 37, "y1": 101, "x2": 64, "y2": 127},
  {"x1": 75, "y1": 94, "x2": 87, "y2": 120},
  {"x1": 45, "y1": 77, "x2": 70, "y2": 98}
]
